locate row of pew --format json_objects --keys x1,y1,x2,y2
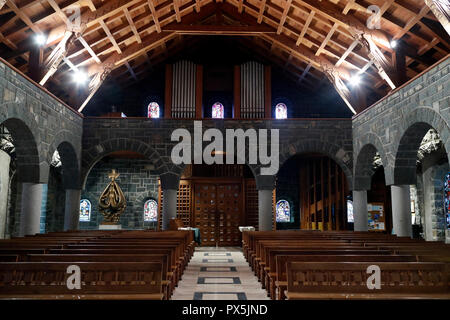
[
  {"x1": 242, "y1": 230, "x2": 450, "y2": 299},
  {"x1": 0, "y1": 230, "x2": 195, "y2": 300}
]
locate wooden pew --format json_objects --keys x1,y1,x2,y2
[
  {"x1": 0, "y1": 262, "x2": 164, "y2": 300},
  {"x1": 286, "y1": 262, "x2": 450, "y2": 300},
  {"x1": 273, "y1": 254, "x2": 418, "y2": 300},
  {"x1": 26, "y1": 254, "x2": 173, "y2": 299}
]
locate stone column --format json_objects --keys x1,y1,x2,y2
[
  {"x1": 0, "y1": 150, "x2": 11, "y2": 238},
  {"x1": 160, "y1": 173, "x2": 180, "y2": 230},
  {"x1": 353, "y1": 190, "x2": 368, "y2": 231},
  {"x1": 391, "y1": 185, "x2": 412, "y2": 237},
  {"x1": 256, "y1": 175, "x2": 276, "y2": 231},
  {"x1": 64, "y1": 189, "x2": 81, "y2": 231},
  {"x1": 19, "y1": 183, "x2": 45, "y2": 236}
]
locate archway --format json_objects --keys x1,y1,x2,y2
[
  {"x1": 45, "y1": 140, "x2": 81, "y2": 232},
  {"x1": 0, "y1": 118, "x2": 42, "y2": 238},
  {"x1": 393, "y1": 112, "x2": 449, "y2": 241},
  {"x1": 276, "y1": 153, "x2": 351, "y2": 231},
  {"x1": 80, "y1": 149, "x2": 162, "y2": 230},
  {"x1": 159, "y1": 163, "x2": 257, "y2": 246}
]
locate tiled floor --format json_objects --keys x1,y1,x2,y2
[{"x1": 171, "y1": 247, "x2": 270, "y2": 300}]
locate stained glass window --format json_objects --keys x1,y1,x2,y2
[
  {"x1": 148, "y1": 102, "x2": 160, "y2": 118},
  {"x1": 144, "y1": 199, "x2": 158, "y2": 222},
  {"x1": 79, "y1": 199, "x2": 91, "y2": 222},
  {"x1": 445, "y1": 173, "x2": 450, "y2": 229},
  {"x1": 275, "y1": 103, "x2": 287, "y2": 119},
  {"x1": 347, "y1": 200, "x2": 354, "y2": 223},
  {"x1": 276, "y1": 199, "x2": 291, "y2": 222},
  {"x1": 212, "y1": 102, "x2": 224, "y2": 119}
]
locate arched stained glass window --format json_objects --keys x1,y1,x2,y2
[
  {"x1": 445, "y1": 173, "x2": 450, "y2": 229},
  {"x1": 212, "y1": 102, "x2": 224, "y2": 119},
  {"x1": 144, "y1": 199, "x2": 158, "y2": 222},
  {"x1": 276, "y1": 199, "x2": 291, "y2": 222},
  {"x1": 148, "y1": 102, "x2": 160, "y2": 118},
  {"x1": 275, "y1": 103, "x2": 287, "y2": 119},
  {"x1": 79, "y1": 199, "x2": 91, "y2": 222},
  {"x1": 347, "y1": 200, "x2": 354, "y2": 223}
]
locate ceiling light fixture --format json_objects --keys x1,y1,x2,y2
[
  {"x1": 349, "y1": 75, "x2": 361, "y2": 86},
  {"x1": 35, "y1": 34, "x2": 47, "y2": 46},
  {"x1": 390, "y1": 40, "x2": 397, "y2": 48},
  {"x1": 72, "y1": 70, "x2": 88, "y2": 84}
]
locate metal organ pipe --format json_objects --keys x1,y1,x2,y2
[
  {"x1": 240, "y1": 61, "x2": 264, "y2": 118},
  {"x1": 171, "y1": 60, "x2": 196, "y2": 118}
]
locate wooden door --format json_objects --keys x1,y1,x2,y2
[
  {"x1": 194, "y1": 183, "x2": 243, "y2": 246},
  {"x1": 217, "y1": 184, "x2": 242, "y2": 246}
]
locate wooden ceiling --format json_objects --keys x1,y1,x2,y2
[{"x1": 0, "y1": 0, "x2": 449, "y2": 112}]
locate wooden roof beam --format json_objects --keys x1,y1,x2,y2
[
  {"x1": 124, "y1": 7, "x2": 142, "y2": 44},
  {"x1": 316, "y1": 22, "x2": 338, "y2": 56},
  {"x1": 174, "y1": 0, "x2": 181, "y2": 23},
  {"x1": 195, "y1": 0, "x2": 201, "y2": 13},
  {"x1": 277, "y1": 0, "x2": 292, "y2": 34},
  {"x1": 147, "y1": 0, "x2": 162, "y2": 32},
  {"x1": 335, "y1": 39, "x2": 358, "y2": 67},
  {"x1": 163, "y1": 24, "x2": 276, "y2": 35},
  {"x1": 297, "y1": 62, "x2": 311, "y2": 84},
  {"x1": 296, "y1": 10, "x2": 314, "y2": 46},
  {"x1": 99, "y1": 20, "x2": 122, "y2": 54},
  {"x1": 125, "y1": 61, "x2": 137, "y2": 81},
  {"x1": 257, "y1": 0, "x2": 266, "y2": 24},
  {"x1": 61, "y1": 0, "x2": 207, "y2": 78}
]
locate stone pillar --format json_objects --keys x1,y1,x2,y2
[
  {"x1": 391, "y1": 185, "x2": 412, "y2": 237},
  {"x1": 162, "y1": 189, "x2": 178, "y2": 230},
  {"x1": 19, "y1": 183, "x2": 45, "y2": 236},
  {"x1": 353, "y1": 190, "x2": 368, "y2": 231},
  {"x1": 258, "y1": 190, "x2": 273, "y2": 231},
  {"x1": 0, "y1": 150, "x2": 11, "y2": 238},
  {"x1": 256, "y1": 175, "x2": 276, "y2": 231},
  {"x1": 160, "y1": 173, "x2": 180, "y2": 230},
  {"x1": 64, "y1": 189, "x2": 81, "y2": 231}
]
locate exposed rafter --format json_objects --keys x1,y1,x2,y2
[{"x1": 0, "y1": 0, "x2": 447, "y2": 114}]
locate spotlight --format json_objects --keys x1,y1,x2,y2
[
  {"x1": 35, "y1": 34, "x2": 46, "y2": 46},
  {"x1": 390, "y1": 40, "x2": 397, "y2": 48},
  {"x1": 349, "y1": 75, "x2": 361, "y2": 86},
  {"x1": 72, "y1": 70, "x2": 88, "y2": 84}
]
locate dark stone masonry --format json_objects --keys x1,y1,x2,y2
[{"x1": 80, "y1": 158, "x2": 160, "y2": 230}]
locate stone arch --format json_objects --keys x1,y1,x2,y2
[
  {"x1": 81, "y1": 138, "x2": 169, "y2": 189},
  {"x1": 354, "y1": 133, "x2": 391, "y2": 190},
  {"x1": 279, "y1": 140, "x2": 353, "y2": 190},
  {"x1": 48, "y1": 131, "x2": 81, "y2": 189},
  {"x1": 0, "y1": 108, "x2": 44, "y2": 183},
  {"x1": 393, "y1": 107, "x2": 450, "y2": 185}
]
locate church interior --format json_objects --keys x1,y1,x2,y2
[{"x1": 0, "y1": 0, "x2": 449, "y2": 301}]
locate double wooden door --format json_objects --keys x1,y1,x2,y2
[{"x1": 194, "y1": 183, "x2": 243, "y2": 246}]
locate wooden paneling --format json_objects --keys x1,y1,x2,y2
[
  {"x1": 195, "y1": 64, "x2": 203, "y2": 118},
  {"x1": 164, "y1": 64, "x2": 172, "y2": 118},
  {"x1": 194, "y1": 183, "x2": 243, "y2": 246},
  {"x1": 299, "y1": 156, "x2": 348, "y2": 231}
]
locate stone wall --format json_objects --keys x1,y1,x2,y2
[
  {"x1": 353, "y1": 57, "x2": 450, "y2": 189},
  {"x1": 0, "y1": 59, "x2": 83, "y2": 186},
  {"x1": 80, "y1": 158, "x2": 160, "y2": 230},
  {"x1": 45, "y1": 168, "x2": 66, "y2": 233},
  {"x1": 81, "y1": 118, "x2": 354, "y2": 189},
  {"x1": 419, "y1": 149, "x2": 449, "y2": 241}
]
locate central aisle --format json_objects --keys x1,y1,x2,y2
[{"x1": 171, "y1": 247, "x2": 270, "y2": 300}]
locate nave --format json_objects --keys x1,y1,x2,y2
[
  {"x1": 171, "y1": 247, "x2": 269, "y2": 300},
  {"x1": 0, "y1": 229, "x2": 449, "y2": 300}
]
